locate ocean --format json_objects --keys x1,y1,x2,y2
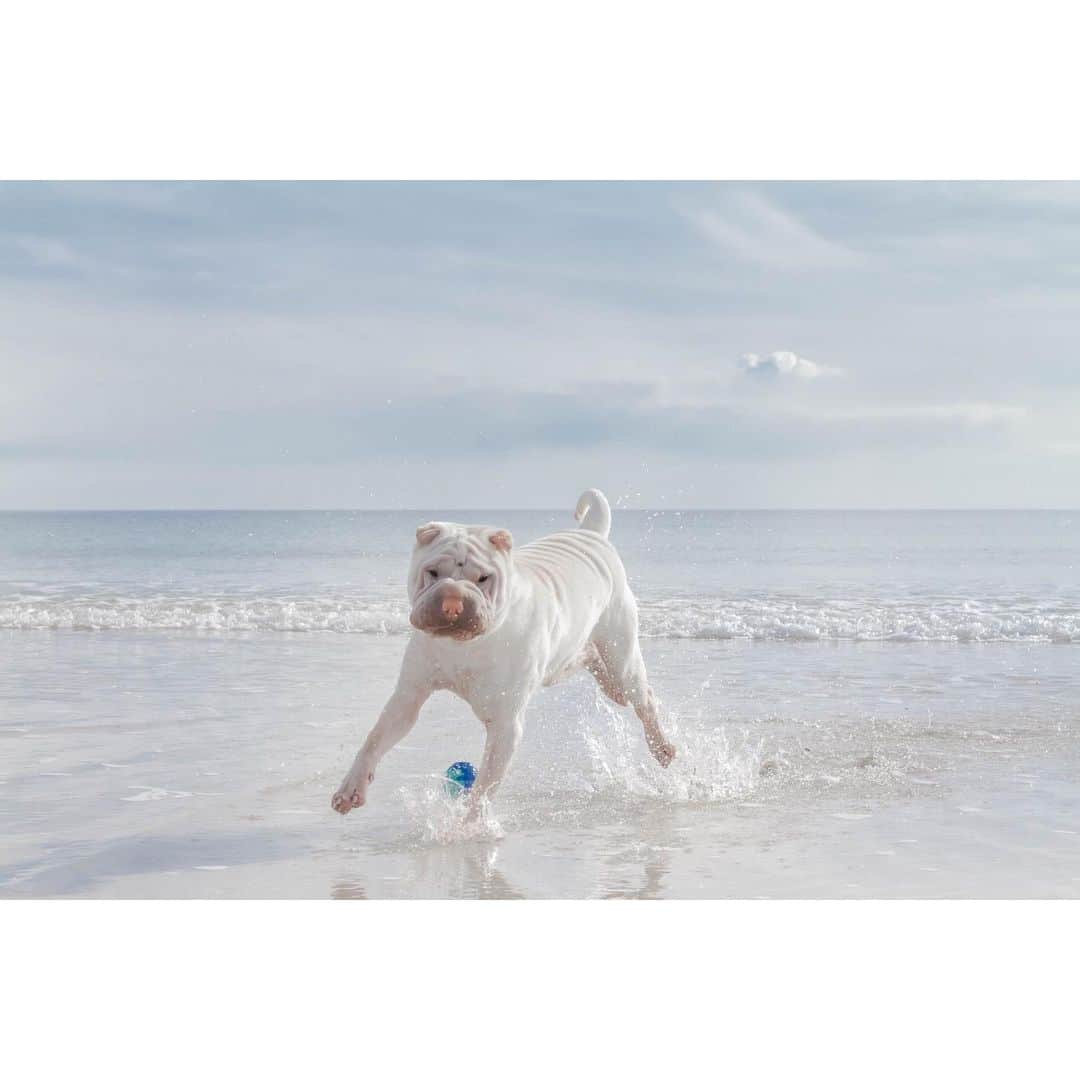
[{"x1": 2, "y1": 508, "x2": 1078, "y2": 897}]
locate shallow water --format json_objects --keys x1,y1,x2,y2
[{"x1": 1, "y1": 510, "x2": 1079, "y2": 898}]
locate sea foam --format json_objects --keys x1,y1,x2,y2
[{"x1": 1, "y1": 591, "x2": 1076, "y2": 643}]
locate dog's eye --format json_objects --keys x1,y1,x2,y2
[
  {"x1": 478, "y1": 574, "x2": 490, "y2": 584},
  {"x1": 428, "y1": 569, "x2": 439, "y2": 579}
]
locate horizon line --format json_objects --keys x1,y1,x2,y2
[{"x1": 1, "y1": 506, "x2": 1076, "y2": 514}]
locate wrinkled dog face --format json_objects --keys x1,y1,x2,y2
[{"x1": 407, "y1": 522, "x2": 513, "y2": 640}]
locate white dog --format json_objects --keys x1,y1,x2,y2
[{"x1": 331, "y1": 489, "x2": 675, "y2": 816}]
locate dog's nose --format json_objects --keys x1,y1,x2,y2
[{"x1": 442, "y1": 595, "x2": 464, "y2": 621}]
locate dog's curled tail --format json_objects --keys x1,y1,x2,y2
[{"x1": 574, "y1": 488, "x2": 612, "y2": 538}]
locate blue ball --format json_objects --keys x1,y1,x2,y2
[{"x1": 444, "y1": 761, "x2": 476, "y2": 797}]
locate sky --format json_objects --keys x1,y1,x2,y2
[{"x1": 2, "y1": 181, "x2": 1078, "y2": 509}]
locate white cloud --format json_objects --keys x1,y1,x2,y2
[
  {"x1": 764, "y1": 400, "x2": 1028, "y2": 428},
  {"x1": 683, "y1": 190, "x2": 858, "y2": 270},
  {"x1": 740, "y1": 350, "x2": 840, "y2": 379},
  {"x1": 12, "y1": 234, "x2": 89, "y2": 270},
  {"x1": 892, "y1": 402, "x2": 1027, "y2": 425}
]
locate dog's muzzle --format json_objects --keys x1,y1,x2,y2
[{"x1": 410, "y1": 580, "x2": 488, "y2": 639}]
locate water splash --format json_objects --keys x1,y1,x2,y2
[
  {"x1": 397, "y1": 776, "x2": 505, "y2": 845},
  {"x1": 576, "y1": 696, "x2": 765, "y2": 805}
]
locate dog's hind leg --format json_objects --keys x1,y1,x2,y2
[
  {"x1": 582, "y1": 641, "x2": 629, "y2": 706},
  {"x1": 592, "y1": 595, "x2": 676, "y2": 767},
  {"x1": 627, "y1": 675, "x2": 675, "y2": 768}
]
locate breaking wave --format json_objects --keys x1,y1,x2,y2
[
  {"x1": 0, "y1": 592, "x2": 411, "y2": 634},
  {"x1": 636, "y1": 596, "x2": 1080, "y2": 644},
  {"x1": 1, "y1": 589, "x2": 1077, "y2": 642}
]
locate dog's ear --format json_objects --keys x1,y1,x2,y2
[
  {"x1": 488, "y1": 529, "x2": 513, "y2": 553},
  {"x1": 415, "y1": 522, "x2": 445, "y2": 547}
]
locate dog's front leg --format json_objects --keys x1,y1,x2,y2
[
  {"x1": 332, "y1": 645, "x2": 432, "y2": 814},
  {"x1": 466, "y1": 707, "x2": 525, "y2": 817},
  {"x1": 331, "y1": 684, "x2": 429, "y2": 814}
]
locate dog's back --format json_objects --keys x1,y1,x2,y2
[
  {"x1": 517, "y1": 490, "x2": 626, "y2": 599},
  {"x1": 514, "y1": 489, "x2": 635, "y2": 664}
]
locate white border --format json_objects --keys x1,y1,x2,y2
[
  {"x1": 4, "y1": 901, "x2": 1077, "y2": 1077},
  {"x1": 4, "y1": 0, "x2": 1080, "y2": 178}
]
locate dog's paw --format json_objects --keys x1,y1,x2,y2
[
  {"x1": 331, "y1": 769, "x2": 372, "y2": 814},
  {"x1": 330, "y1": 789, "x2": 360, "y2": 814},
  {"x1": 648, "y1": 738, "x2": 676, "y2": 768}
]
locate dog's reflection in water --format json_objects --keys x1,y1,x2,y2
[
  {"x1": 601, "y1": 846, "x2": 670, "y2": 900},
  {"x1": 331, "y1": 881, "x2": 368, "y2": 900},
  {"x1": 332, "y1": 838, "x2": 673, "y2": 899},
  {"x1": 331, "y1": 842, "x2": 524, "y2": 900}
]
